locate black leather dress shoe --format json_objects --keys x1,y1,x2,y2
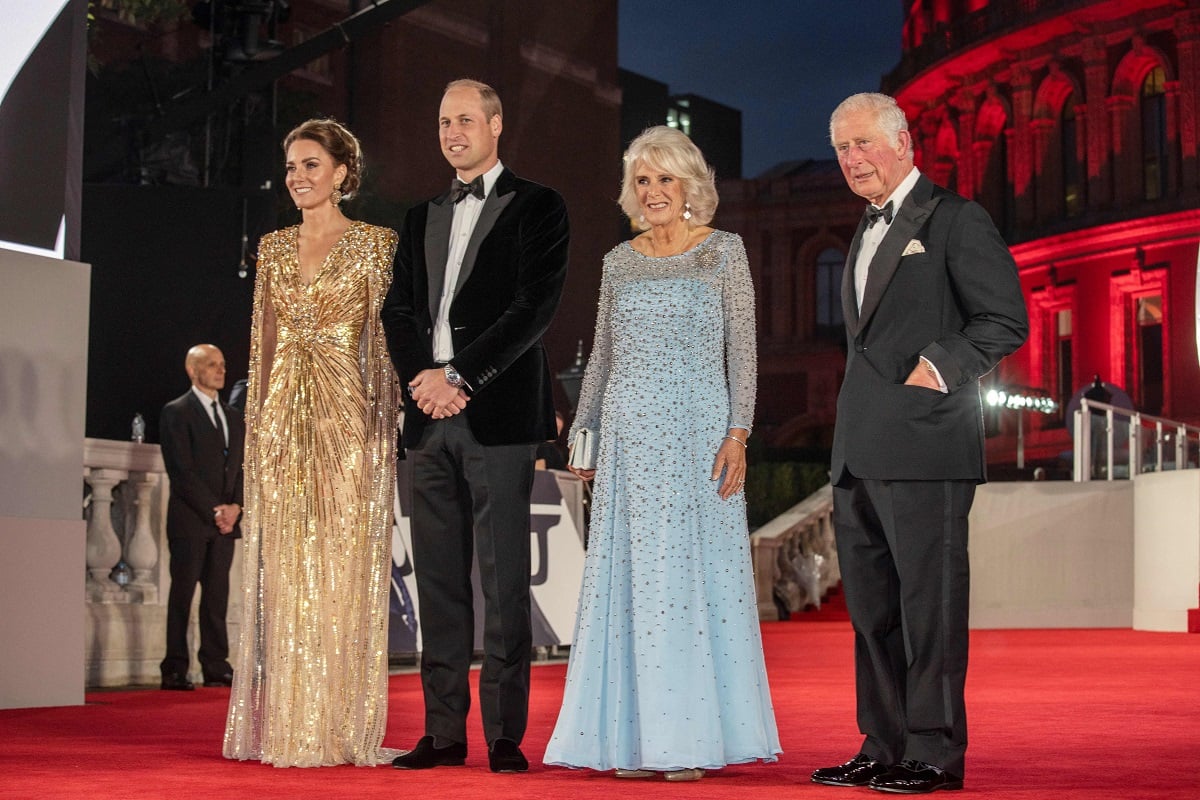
[
  {"x1": 203, "y1": 671, "x2": 234, "y2": 687},
  {"x1": 868, "y1": 760, "x2": 963, "y2": 794},
  {"x1": 812, "y1": 753, "x2": 890, "y2": 786},
  {"x1": 160, "y1": 673, "x2": 195, "y2": 691},
  {"x1": 392, "y1": 736, "x2": 467, "y2": 769},
  {"x1": 488, "y1": 739, "x2": 528, "y2": 773}
]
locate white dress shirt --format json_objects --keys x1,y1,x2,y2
[
  {"x1": 192, "y1": 385, "x2": 228, "y2": 446},
  {"x1": 433, "y1": 160, "x2": 505, "y2": 362},
  {"x1": 854, "y1": 166, "x2": 921, "y2": 311}
]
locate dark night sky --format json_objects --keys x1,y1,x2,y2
[{"x1": 619, "y1": 0, "x2": 905, "y2": 178}]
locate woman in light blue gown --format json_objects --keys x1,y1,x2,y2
[{"x1": 543, "y1": 126, "x2": 780, "y2": 782}]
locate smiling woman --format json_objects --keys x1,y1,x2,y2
[{"x1": 223, "y1": 118, "x2": 401, "y2": 768}]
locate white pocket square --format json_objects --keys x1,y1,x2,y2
[{"x1": 902, "y1": 239, "x2": 926, "y2": 256}]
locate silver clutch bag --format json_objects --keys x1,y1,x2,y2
[{"x1": 568, "y1": 428, "x2": 597, "y2": 470}]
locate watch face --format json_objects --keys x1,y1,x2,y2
[{"x1": 444, "y1": 365, "x2": 463, "y2": 386}]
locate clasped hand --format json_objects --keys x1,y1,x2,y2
[
  {"x1": 213, "y1": 503, "x2": 240, "y2": 535},
  {"x1": 408, "y1": 368, "x2": 470, "y2": 419}
]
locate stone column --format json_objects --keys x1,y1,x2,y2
[
  {"x1": 1010, "y1": 62, "x2": 1036, "y2": 229},
  {"x1": 1175, "y1": 11, "x2": 1200, "y2": 192},
  {"x1": 1108, "y1": 94, "x2": 1136, "y2": 206},
  {"x1": 1083, "y1": 37, "x2": 1112, "y2": 208},
  {"x1": 953, "y1": 88, "x2": 978, "y2": 200},
  {"x1": 85, "y1": 468, "x2": 126, "y2": 603},
  {"x1": 1030, "y1": 117, "x2": 1056, "y2": 224},
  {"x1": 125, "y1": 472, "x2": 160, "y2": 603},
  {"x1": 1165, "y1": 80, "x2": 1181, "y2": 196}
]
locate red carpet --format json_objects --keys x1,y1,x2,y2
[{"x1": 2, "y1": 623, "x2": 1196, "y2": 799}]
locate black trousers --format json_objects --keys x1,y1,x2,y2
[
  {"x1": 408, "y1": 413, "x2": 536, "y2": 747},
  {"x1": 832, "y1": 474, "x2": 976, "y2": 778},
  {"x1": 161, "y1": 533, "x2": 235, "y2": 678}
]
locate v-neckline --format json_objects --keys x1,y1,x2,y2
[{"x1": 295, "y1": 221, "x2": 356, "y2": 287}]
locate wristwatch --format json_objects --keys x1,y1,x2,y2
[{"x1": 443, "y1": 364, "x2": 465, "y2": 388}]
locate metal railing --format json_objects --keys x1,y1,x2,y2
[{"x1": 1073, "y1": 400, "x2": 1200, "y2": 481}]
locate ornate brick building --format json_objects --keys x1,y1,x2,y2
[{"x1": 722, "y1": 0, "x2": 1200, "y2": 474}]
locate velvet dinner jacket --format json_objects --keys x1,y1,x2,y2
[
  {"x1": 159, "y1": 390, "x2": 245, "y2": 540},
  {"x1": 381, "y1": 167, "x2": 571, "y2": 449},
  {"x1": 830, "y1": 174, "x2": 1029, "y2": 484}
]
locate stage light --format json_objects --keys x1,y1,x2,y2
[{"x1": 986, "y1": 385, "x2": 1059, "y2": 471}]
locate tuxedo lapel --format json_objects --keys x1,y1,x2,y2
[
  {"x1": 425, "y1": 197, "x2": 453, "y2": 316},
  {"x1": 853, "y1": 177, "x2": 940, "y2": 335},
  {"x1": 455, "y1": 170, "x2": 516, "y2": 294},
  {"x1": 843, "y1": 215, "x2": 868, "y2": 332}
]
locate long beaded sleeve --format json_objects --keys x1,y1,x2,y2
[
  {"x1": 567, "y1": 252, "x2": 615, "y2": 442},
  {"x1": 722, "y1": 234, "x2": 757, "y2": 432}
]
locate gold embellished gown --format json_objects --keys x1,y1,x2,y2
[{"x1": 224, "y1": 221, "x2": 399, "y2": 767}]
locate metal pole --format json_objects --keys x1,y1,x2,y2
[
  {"x1": 1016, "y1": 410, "x2": 1024, "y2": 470},
  {"x1": 1074, "y1": 406, "x2": 1087, "y2": 482}
]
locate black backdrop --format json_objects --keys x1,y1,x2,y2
[{"x1": 81, "y1": 183, "x2": 274, "y2": 442}]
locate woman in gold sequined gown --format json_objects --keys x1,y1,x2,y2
[{"x1": 223, "y1": 119, "x2": 399, "y2": 767}]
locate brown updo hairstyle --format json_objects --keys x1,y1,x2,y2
[{"x1": 282, "y1": 118, "x2": 364, "y2": 198}]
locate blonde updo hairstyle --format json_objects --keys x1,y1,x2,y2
[
  {"x1": 283, "y1": 118, "x2": 364, "y2": 198},
  {"x1": 618, "y1": 125, "x2": 718, "y2": 231}
]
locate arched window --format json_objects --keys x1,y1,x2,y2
[
  {"x1": 1142, "y1": 67, "x2": 1167, "y2": 201},
  {"x1": 1061, "y1": 95, "x2": 1082, "y2": 217},
  {"x1": 814, "y1": 247, "x2": 844, "y2": 342}
]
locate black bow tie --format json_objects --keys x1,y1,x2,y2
[
  {"x1": 449, "y1": 175, "x2": 485, "y2": 203},
  {"x1": 865, "y1": 201, "x2": 894, "y2": 227}
]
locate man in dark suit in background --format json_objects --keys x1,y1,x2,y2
[
  {"x1": 158, "y1": 344, "x2": 245, "y2": 691},
  {"x1": 812, "y1": 93, "x2": 1028, "y2": 794},
  {"x1": 381, "y1": 78, "x2": 570, "y2": 774}
]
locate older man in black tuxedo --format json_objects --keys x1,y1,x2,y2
[
  {"x1": 158, "y1": 344, "x2": 244, "y2": 691},
  {"x1": 381, "y1": 78, "x2": 569, "y2": 774},
  {"x1": 811, "y1": 93, "x2": 1028, "y2": 794}
]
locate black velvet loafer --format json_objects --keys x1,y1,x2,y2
[
  {"x1": 487, "y1": 739, "x2": 528, "y2": 773},
  {"x1": 391, "y1": 736, "x2": 467, "y2": 769}
]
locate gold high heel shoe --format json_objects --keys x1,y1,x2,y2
[
  {"x1": 614, "y1": 768, "x2": 655, "y2": 779},
  {"x1": 664, "y1": 768, "x2": 705, "y2": 782}
]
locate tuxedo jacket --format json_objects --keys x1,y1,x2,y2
[
  {"x1": 830, "y1": 174, "x2": 1029, "y2": 483},
  {"x1": 159, "y1": 391, "x2": 245, "y2": 539},
  {"x1": 381, "y1": 167, "x2": 570, "y2": 449}
]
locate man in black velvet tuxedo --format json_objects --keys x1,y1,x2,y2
[
  {"x1": 158, "y1": 344, "x2": 244, "y2": 691},
  {"x1": 381, "y1": 79, "x2": 570, "y2": 774},
  {"x1": 811, "y1": 93, "x2": 1028, "y2": 794}
]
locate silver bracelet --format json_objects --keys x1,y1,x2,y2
[{"x1": 722, "y1": 435, "x2": 747, "y2": 448}]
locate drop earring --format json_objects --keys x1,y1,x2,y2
[
  {"x1": 330, "y1": 184, "x2": 343, "y2": 206},
  {"x1": 682, "y1": 202, "x2": 692, "y2": 221}
]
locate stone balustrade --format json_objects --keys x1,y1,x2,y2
[
  {"x1": 82, "y1": 438, "x2": 236, "y2": 688},
  {"x1": 749, "y1": 483, "x2": 840, "y2": 621}
]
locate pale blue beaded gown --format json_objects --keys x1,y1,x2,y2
[{"x1": 544, "y1": 230, "x2": 780, "y2": 772}]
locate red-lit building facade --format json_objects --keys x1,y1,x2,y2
[{"x1": 723, "y1": 0, "x2": 1200, "y2": 474}]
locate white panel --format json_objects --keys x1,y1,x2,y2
[
  {"x1": 969, "y1": 481, "x2": 1135, "y2": 629},
  {"x1": 1133, "y1": 470, "x2": 1200, "y2": 632},
  {"x1": 0, "y1": 249, "x2": 90, "y2": 520},
  {"x1": 0, "y1": 517, "x2": 85, "y2": 708}
]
